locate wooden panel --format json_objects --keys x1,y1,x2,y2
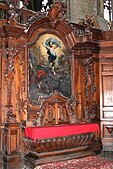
[
  {"x1": 100, "y1": 63, "x2": 113, "y2": 121},
  {"x1": 102, "y1": 75, "x2": 113, "y2": 107},
  {"x1": 2, "y1": 125, "x2": 20, "y2": 155},
  {"x1": 102, "y1": 64, "x2": 113, "y2": 73},
  {"x1": 99, "y1": 35, "x2": 113, "y2": 155},
  {"x1": 100, "y1": 121, "x2": 113, "y2": 138},
  {"x1": 103, "y1": 111, "x2": 113, "y2": 118}
]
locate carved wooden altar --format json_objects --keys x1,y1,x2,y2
[{"x1": 0, "y1": 1, "x2": 105, "y2": 169}]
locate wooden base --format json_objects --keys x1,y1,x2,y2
[
  {"x1": 102, "y1": 136, "x2": 113, "y2": 151},
  {"x1": 3, "y1": 154, "x2": 23, "y2": 169},
  {"x1": 101, "y1": 136, "x2": 113, "y2": 159},
  {"x1": 23, "y1": 132, "x2": 101, "y2": 168},
  {"x1": 24, "y1": 148, "x2": 95, "y2": 169},
  {"x1": 101, "y1": 150, "x2": 113, "y2": 159}
]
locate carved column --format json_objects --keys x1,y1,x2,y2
[
  {"x1": 72, "y1": 40, "x2": 100, "y2": 122},
  {"x1": 2, "y1": 46, "x2": 22, "y2": 169}
]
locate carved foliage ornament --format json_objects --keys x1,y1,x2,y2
[{"x1": 80, "y1": 57, "x2": 97, "y2": 121}]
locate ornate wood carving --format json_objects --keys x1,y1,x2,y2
[
  {"x1": 0, "y1": 2, "x2": 102, "y2": 168},
  {"x1": 35, "y1": 90, "x2": 78, "y2": 126},
  {"x1": 80, "y1": 57, "x2": 96, "y2": 121},
  {"x1": 72, "y1": 40, "x2": 100, "y2": 122},
  {"x1": 23, "y1": 133, "x2": 94, "y2": 154},
  {"x1": 47, "y1": 2, "x2": 66, "y2": 27},
  {"x1": 23, "y1": 132, "x2": 100, "y2": 168},
  {"x1": 0, "y1": 1, "x2": 102, "y2": 126},
  {"x1": 4, "y1": 46, "x2": 18, "y2": 122}
]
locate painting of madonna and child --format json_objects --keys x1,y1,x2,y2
[{"x1": 29, "y1": 34, "x2": 72, "y2": 104}]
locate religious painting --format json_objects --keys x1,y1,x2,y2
[{"x1": 29, "y1": 34, "x2": 71, "y2": 104}]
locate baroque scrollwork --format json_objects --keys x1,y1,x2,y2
[
  {"x1": 3, "y1": 46, "x2": 19, "y2": 79},
  {"x1": 89, "y1": 101, "x2": 100, "y2": 122},
  {"x1": 6, "y1": 47, "x2": 19, "y2": 73},
  {"x1": 80, "y1": 57, "x2": 96, "y2": 121},
  {"x1": 3, "y1": 45, "x2": 20, "y2": 122},
  {"x1": 6, "y1": 107, "x2": 17, "y2": 124},
  {"x1": 16, "y1": 92, "x2": 28, "y2": 115},
  {"x1": 25, "y1": 11, "x2": 47, "y2": 29},
  {"x1": 68, "y1": 96, "x2": 79, "y2": 123}
]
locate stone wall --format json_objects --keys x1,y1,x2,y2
[
  {"x1": 56, "y1": 0, "x2": 104, "y2": 23},
  {"x1": 69, "y1": 0, "x2": 97, "y2": 22}
]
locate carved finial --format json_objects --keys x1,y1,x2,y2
[
  {"x1": 85, "y1": 15, "x2": 99, "y2": 30},
  {"x1": 47, "y1": 2, "x2": 66, "y2": 27},
  {"x1": 7, "y1": 3, "x2": 19, "y2": 23}
]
